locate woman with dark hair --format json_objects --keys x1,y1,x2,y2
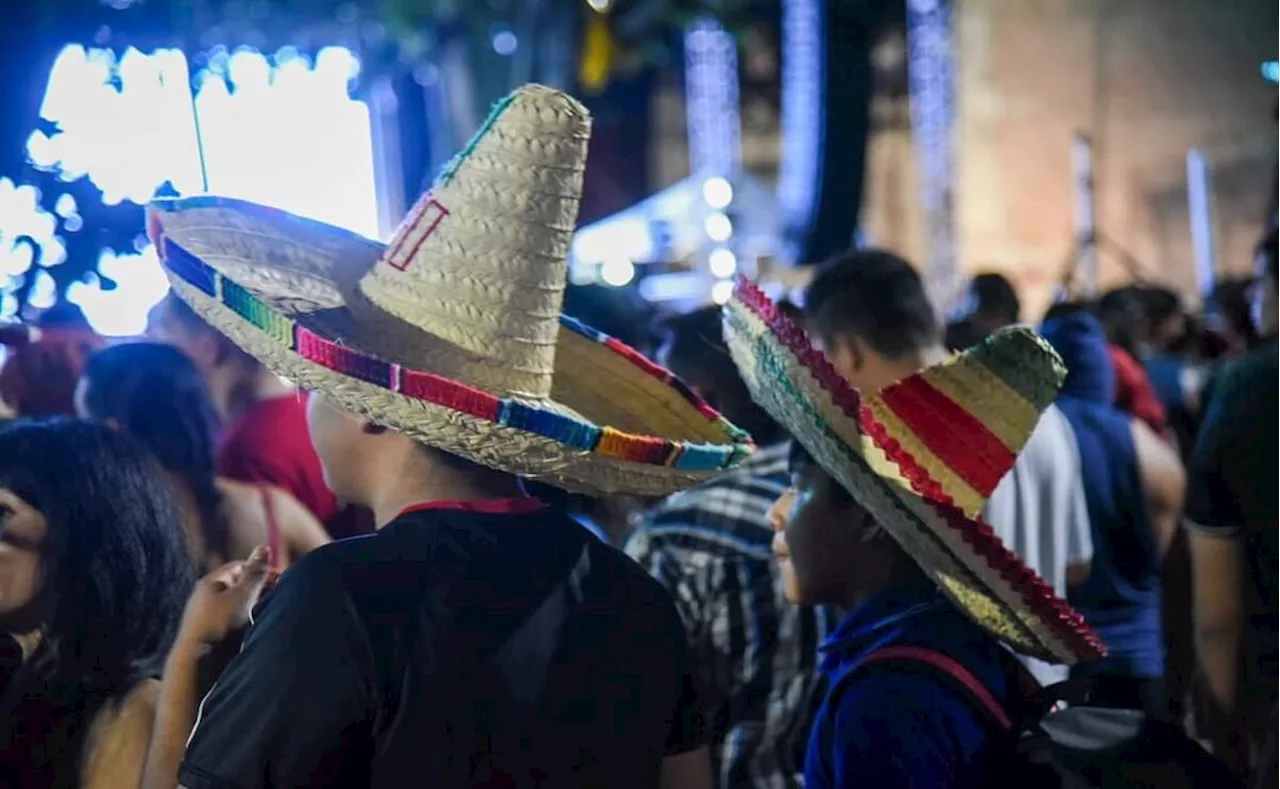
[
  {"x1": 78, "y1": 342, "x2": 329, "y2": 572},
  {"x1": 0, "y1": 419, "x2": 194, "y2": 787}
]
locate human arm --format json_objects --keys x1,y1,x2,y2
[
  {"x1": 1182, "y1": 373, "x2": 1252, "y2": 774},
  {"x1": 174, "y1": 549, "x2": 375, "y2": 789},
  {"x1": 1132, "y1": 418, "x2": 1185, "y2": 560},
  {"x1": 661, "y1": 746, "x2": 713, "y2": 789},
  {"x1": 81, "y1": 679, "x2": 160, "y2": 789},
  {"x1": 143, "y1": 548, "x2": 272, "y2": 789}
]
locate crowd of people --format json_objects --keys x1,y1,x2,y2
[{"x1": 0, "y1": 82, "x2": 1274, "y2": 789}]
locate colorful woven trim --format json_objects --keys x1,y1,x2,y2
[
  {"x1": 731, "y1": 277, "x2": 1105, "y2": 660},
  {"x1": 160, "y1": 238, "x2": 752, "y2": 472}
]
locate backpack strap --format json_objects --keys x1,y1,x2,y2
[{"x1": 854, "y1": 646, "x2": 1016, "y2": 732}]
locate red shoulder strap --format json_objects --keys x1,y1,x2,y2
[{"x1": 856, "y1": 645, "x2": 1015, "y2": 731}]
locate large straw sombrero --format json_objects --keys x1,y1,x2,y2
[
  {"x1": 147, "y1": 84, "x2": 753, "y2": 497},
  {"x1": 723, "y1": 278, "x2": 1105, "y2": 664}
]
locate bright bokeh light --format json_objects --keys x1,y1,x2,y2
[
  {"x1": 708, "y1": 247, "x2": 737, "y2": 278},
  {"x1": 711, "y1": 279, "x2": 734, "y2": 305},
  {"x1": 705, "y1": 212, "x2": 733, "y2": 243},
  {"x1": 67, "y1": 247, "x2": 170, "y2": 336},
  {"x1": 599, "y1": 257, "x2": 636, "y2": 287},
  {"x1": 573, "y1": 216, "x2": 654, "y2": 264},
  {"x1": 14, "y1": 43, "x2": 379, "y2": 335},
  {"x1": 702, "y1": 177, "x2": 733, "y2": 209}
]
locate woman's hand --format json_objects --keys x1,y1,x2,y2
[{"x1": 176, "y1": 545, "x2": 274, "y2": 651}]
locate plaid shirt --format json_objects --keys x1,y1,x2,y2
[{"x1": 625, "y1": 443, "x2": 835, "y2": 789}]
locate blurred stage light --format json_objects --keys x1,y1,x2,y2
[
  {"x1": 708, "y1": 247, "x2": 737, "y2": 278},
  {"x1": 702, "y1": 176, "x2": 733, "y2": 210},
  {"x1": 711, "y1": 279, "x2": 734, "y2": 305},
  {"x1": 18, "y1": 44, "x2": 378, "y2": 336},
  {"x1": 1264, "y1": 61, "x2": 1279, "y2": 83},
  {"x1": 599, "y1": 257, "x2": 636, "y2": 287},
  {"x1": 705, "y1": 212, "x2": 733, "y2": 242}
]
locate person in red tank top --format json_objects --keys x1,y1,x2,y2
[{"x1": 149, "y1": 294, "x2": 372, "y2": 539}]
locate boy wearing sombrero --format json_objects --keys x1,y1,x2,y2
[
  {"x1": 145, "y1": 85, "x2": 753, "y2": 788},
  {"x1": 722, "y1": 279, "x2": 1106, "y2": 788}
]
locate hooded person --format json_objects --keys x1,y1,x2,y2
[
  {"x1": 143, "y1": 84, "x2": 752, "y2": 789},
  {"x1": 721, "y1": 278, "x2": 1105, "y2": 787}
]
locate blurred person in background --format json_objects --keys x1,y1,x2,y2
[
  {"x1": 0, "y1": 303, "x2": 103, "y2": 419},
  {"x1": 1184, "y1": 228, "x2": 1278, "y2": 786},
  {"x1": 1079, "y1": 292, "x2": 1172, "y2": 440},
  {"x1": 148, "y1": 294, "x2": 370, "y2": 540},
  {"x1": 967, "y1": 272, "x2": 1021, "y2": 335},
  {"x1": 78, "y1": 342, "x2": 330, "y2": 572},
  {"x1": 805, "y1": 250, "x2": 1093, "y2": 686},
  {"x1": 942, "y1": 272, "x2": 1020, "y2": 352},
  {"x1": 0, "y1": 419, "x2": 193, "y2": 788},
  {"x1": 1039, "y1": 310, "x2": 1185, "y2": 715},
  {"x1": 626, "y1": 305, "x2": 834, "y2": 789}
]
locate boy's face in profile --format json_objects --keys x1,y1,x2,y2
[{"x1": 768, "y1": 446, "x2": 877, "y2": 606}]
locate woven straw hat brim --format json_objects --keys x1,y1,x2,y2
[
  {"x1": 151, "y1": 199, "x2": 751, "y2": 498},
  {"x1": 723, "y1": 279, "x2": 1105, "y2": 665}
]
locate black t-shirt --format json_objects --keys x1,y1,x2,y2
[
  {"x1": 1185, "y1": 343, "x2": 1279, "y2": 697},
  {"x1": 180, "y1": 501, "x2": 704, "y2": 789}
]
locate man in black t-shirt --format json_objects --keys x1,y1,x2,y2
[{"x1": 143, "y1": 84, "x2": 755, "y2": 789}]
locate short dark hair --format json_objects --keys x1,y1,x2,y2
[
  {"x1": 82, "y1": 342, "x2": 226, "y2": 557},
  {"x1": 1042, "y1": 300, "x2": 1091, "y2": 324},
  {"x1": 803, "y1": 249, "x2": 938, "y2": 358},
  {"x1": 659, "y1": 306, "x2": 785, "y2": 445},
  {"x1": 969, "y1": 273, "x2": 1020, "y2": 326},
  {"x1": 0, "y1": 419, "x2": 193, "y2": 779}
]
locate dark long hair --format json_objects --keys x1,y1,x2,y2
[
  {"x1": 81, "y1": 342, "x2": 226, "y2": 560},
  {"x1": 0, "y1": 419, "x2": 194, "y2": 786}
]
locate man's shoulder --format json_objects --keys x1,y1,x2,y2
[{"x1": 1217, "y1": 345, "x2": 1279, "y2": 398}]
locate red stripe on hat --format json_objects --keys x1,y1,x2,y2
[{"x1": 877, "y1": 374, "x2": 1016, "y2": 497}]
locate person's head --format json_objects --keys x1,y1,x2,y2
[
  {"x1": 0, "y1": 328, "x2": 102, "y2": 418},
  {"x1": 1252, "y1": 228, "x2": 1278, "y2": 337},
  {"x1": 1095, "y1": 287, "x2": 1147, "y2": 356},
  {"x1": 77, "y1": 342, "x2": 223, "y2": 542},
  {"x1": 766, "y1": 442, "x2": 914, "y2": 606},
  {"x1": 657, "y1": 306, "x2": 785, "y2": 446},
  {"x1": 1136, "y1": 286, "x2": 1187, "y2": 353},
  {"x1": 0, "y1": 419, "x2": 192, "y2": 681},
  {"x1": 1040, "y1": 310, "x2": 1115, "y2": 405},
  {"x1": 943, "y1": 317, "x2": 985, "y2": 352},
  {"x1": 804, "y1": 249, "x2": 941, "y2": 393},
  {"x1": 562, "y1": 283, "x2": 657, "y2": 357},
  {"x1": 968, "y1": 272, "x2": 1020, "y2": 334},
  {"x1": 305, "y1": 393, "x2": 518, "y2": 515},
  {"x1": 147, "y1": 293, "x2": 258, "y2": 415}
]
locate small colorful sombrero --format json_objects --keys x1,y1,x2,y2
[
  {"x1": 146, "y1": 84, "x2": 753, "y2": 497},
  {"x1": 723, "y1": 278, "x2": 1105, "y2": 664}
]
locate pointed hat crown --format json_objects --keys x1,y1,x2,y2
[{"x1": 358, "y1": 84, "x2": 590, "y2": 400}]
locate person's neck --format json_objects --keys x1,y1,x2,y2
[
  {"x1": 368, "y1": 469, "x2": 528, "y2": 528},
  {"x1": 221, "y1": 366, "x2": 294, "y2": 422},
  {"x1": 875, "y1": 344, "x2": 949, "y2": 391},
  {"x1": 838, "y1": 555, "x2": 925, "y2": 610}
]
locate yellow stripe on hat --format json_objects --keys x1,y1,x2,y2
[
  {"x1": 860, "y1": 397, "x2": 987, "y2": 517},
  {"x1": 915, "y1": 352, "x2": 1043, "y2": 453}
]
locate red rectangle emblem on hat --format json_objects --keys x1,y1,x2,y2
[{"x1": 386, "y1": 195, "x2": 449, "y2": 272}]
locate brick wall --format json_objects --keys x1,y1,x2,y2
[{"x1": 954, "y1": 0, "x2": 1277, "y2": 318}]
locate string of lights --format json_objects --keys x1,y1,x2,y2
[
  {"x1": 906, "y1": 0, "x2": 958, "y2": 311},
  {"x1": 777, "y1": 0, "x2": 822, "y2": 266}
]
